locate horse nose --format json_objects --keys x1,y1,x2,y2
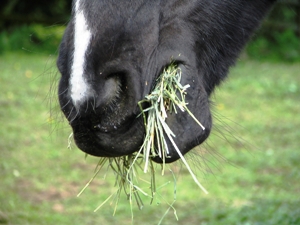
[
  {"x1": 69, "y1": 64, "x2": 126, "y2": 110},
  {"x1": 94, "y1": 73, "x2": 125, "y2": 110}
]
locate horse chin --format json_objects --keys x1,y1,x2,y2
[{"x1": 70, "y1": 115, "x2": 144, "y2": 157}]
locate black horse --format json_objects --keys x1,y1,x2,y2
[{"x1": 57, "y1": 0, "x2": 276, "y2": 163}]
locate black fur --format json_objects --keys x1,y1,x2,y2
[{"x1": 57, "y1": 0, "x2": 276, "y2": 163}]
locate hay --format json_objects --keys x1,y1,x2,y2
[{"x1": 78, "y1": 63, "x2": 208, "y2": 215}]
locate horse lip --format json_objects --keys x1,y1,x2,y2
[
  {"x1": 70, "y1": 114, "x2": 144, "y2": 157},
  {"x1": 92, "y1": 123, "x2": 119, "y2": 133},
  {"x1": 91, "y1": 114, "x2": 139, "y2": 134}
]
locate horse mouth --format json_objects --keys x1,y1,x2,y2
[
  {"x1": 90, "y1": 113, "x2": 138, "y2": 134},
  {"x1": 70, "y1": 112, "x2": 145, "y2": 157}
]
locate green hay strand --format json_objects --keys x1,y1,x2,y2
[{"x1": 78, "y1": 62, "x2": 208, "y2": 218}]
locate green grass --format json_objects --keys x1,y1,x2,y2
[{"x1": 1, "y1": 53, "x2": 300, "y2": 225}]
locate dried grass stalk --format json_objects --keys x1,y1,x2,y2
[{"x1": 78, "y1": 63, "x2": 208, "y2": 214}]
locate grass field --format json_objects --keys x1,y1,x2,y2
[{"x1": 0, "y1": 53, "x2": 300, "y2": 225}]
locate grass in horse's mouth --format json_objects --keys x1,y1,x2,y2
[{"x1": 78, "y1": 63, "x2": 207, "y2": 216}]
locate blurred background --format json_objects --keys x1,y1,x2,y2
[{"x1": 0, "y1": 1, "x2": 300, "y2": 225}]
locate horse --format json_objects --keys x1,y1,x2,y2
[{"x1": 57, "y1": 0, "x2": 276, "y2": 163}]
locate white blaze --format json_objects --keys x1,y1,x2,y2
[{"x1": 70, "y1": 0, "x2": 92, "y2": 107}]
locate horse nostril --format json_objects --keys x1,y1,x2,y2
[{"x1": 95, "y1": 73, "x2": 125, "y2": 109}]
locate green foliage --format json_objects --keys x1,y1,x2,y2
[
  {"x1": 1, "y1": 53, "x2": 300, "y2": 224},
  {"x1": 0, "y1": 24, "x2": 65, "y2": 54},
  {"x1": 246, "y1": 29, "x2": 300, "y2": 62},
  {"x1": 0, "y1": 0, "x2": 71, "y2": 28},
  {"x1": 246, "y1": 2, "x2": 300, "y2": 62}
]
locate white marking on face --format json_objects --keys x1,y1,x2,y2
[{"x1": 70, "y1": 0, "x2": 92, "y2": 107}]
